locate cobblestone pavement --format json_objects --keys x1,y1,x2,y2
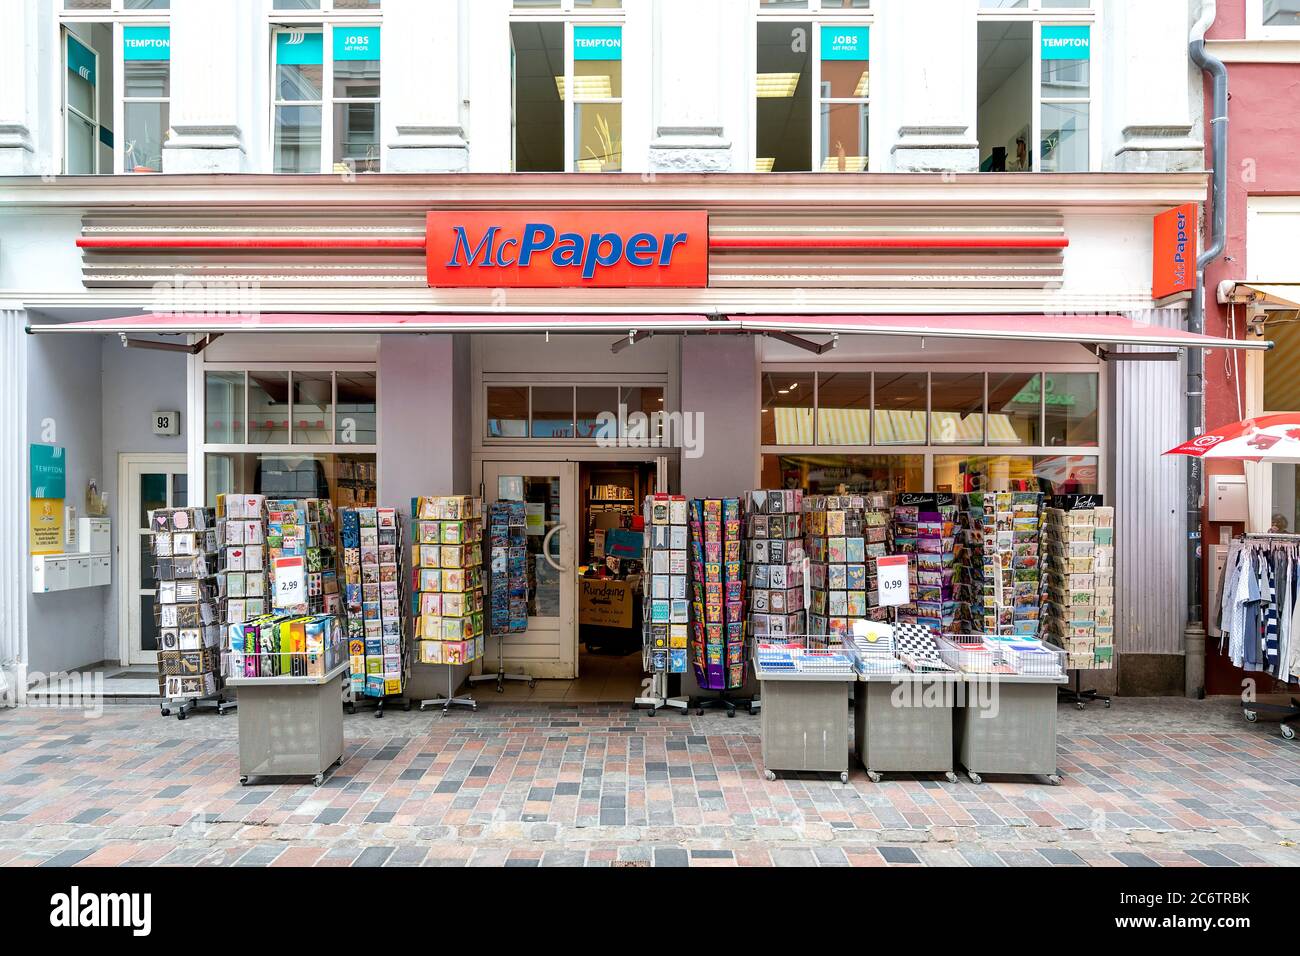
[{"x1": 0, "y1": 696, "x2": 1296, "y2": 867}]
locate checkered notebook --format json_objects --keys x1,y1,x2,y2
[{"x1": 892, "y1": 622, "x2": 953, "y2": 672}]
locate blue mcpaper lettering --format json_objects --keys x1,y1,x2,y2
[
  {"x1": 446, "y1": 223, "x2": 688, "y2": 279},
  {"x1": 1173, "y1": 210, "x2": 1188, "y2": 287}
]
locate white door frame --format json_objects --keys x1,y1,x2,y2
[{"x1": 117, "y1": 452, "x2": 187, "y2": 666}]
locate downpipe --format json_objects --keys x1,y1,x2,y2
[{"x1": 1186, "y1": 0, "x2": 1228, "y2": 699}]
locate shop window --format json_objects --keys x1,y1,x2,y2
[
  {"x1": 205, "y1": 371, "x2": 246, "y2": 444},
  {"x1": 204, "y1": 452, "x2": 378, "y2": 510},
  {"x1": 487, "y1": 386, "x2": 530, "y2": 438},
  {"x1": 872, "y1": 372, "x2": 928, "y2": 445},
  {"x1": 761, "y1": 453, "x2": 922, "y2": 495},
  {"x1": 815, "y1": 371, "x2": 871, "y2": 445},
  {"x1": 1266, "y1": 2, "x2": 1300, "y2": 26},
  {"x1": 291, "y1": 371, "x2": 334, "y2": 444},
  {"x1": 1042, "y1": 371, "x2": 1098, "y2": 446},
  {"x1": 531, "y1": 386, "x2": 576, "y2": 438},
  {"x1": 930, "y1": 372, "x2": 986, "y2": 446},
  {"x1": 273, "y1": 22, "x2": 381, "y2": 173},
  {"x1": 248, "y1": 371, "x2": 291, "y2": 444},
  {"x1": 987, "y1": 371, "x2": 1043, "y2": 445},
  {"x1": 934, "y1": 454, "x2": 1098, "y2": 495},
  {"x1": 978, "y1": 8, "x2": 1092, "y2": 172},
  {"x1": 122, "y1": 25, "x2": 170, "y2": 172},
  {"x1": 575, "y1": 386, "x2": 619, "y2": 438},
  {"x1": 511, "y1": 4, "x2": 622, "y2": 173},
  {"x1": 761, "y1": 372, "x2": 815, "y2": 445},
  {"x1": 66, "y1": 1, "x2": 170, "y2": 9},
  {"x1": 336, "y1": 370, "x2": 377, "y2": 445}
]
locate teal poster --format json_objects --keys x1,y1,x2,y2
[
  {"x1": 30, "y1": 444, "x2": 66, "y2": 499},
  {"x1": 1041, "y1": 25, "x2": 1090, "y2": 60}
]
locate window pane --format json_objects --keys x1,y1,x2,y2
[
  {"x1": 930, "y1": 373, "x2": 985, "y2": 445},
  {"x1": 621, "y1": 386, "x2": 665, "y2": 443},
  {"x1": 987, "y1": 372, "x2": 1043, "y2": 445},
  {"x1": 276, "y1": 63, "x2": 323, "y2": 103},
  {"x1": 1033, "y1": 455, "x2": 1099, "y2": 494},
  {"x1": 576, "y1": 386, "x2": 619, "y2": 439},
  {"x1": 511, "y1": 22, "x2": 564, "y2": 172},
  {"x1": 820, "y1": 103, "x2": 868, "y2": 172},
  {"x1": 125, "y1": 59, "x2": 169, "y2": 98},
  {"x1": 1042, "y1": 372, "x2": 1099, "y2": 446},
  {"x1": 760, "y1": 0, "x2": 809, "y2": 7},
  {"x1": 336, "y1": 371, "x2": 376, "y2": 445},
  {"x1": 1264, "y1": 321, "x2": 1300, "y2": 410},
  {"x1": 979, "y1": 0, "x2": 1027, "y2": 6},
  {"x1": 333, "y1": 54, "x2": 380, "y2": 100},
  {"x1": 1040, "y1": 103, "x2": 1089, "y2": 173},
  {"x1": 67, "y1": 68, "x2": 95, "y2": 117},
  {"x1": 575, "y1": 0, "x2": 622, "y2": 6},
  {"x1": 821, "y1": 0, "x2": 871, "y2": 7},
  {"x1": 872, "y1": 372, "x2": 927, "y2": 445},
  {"x1": 333, "y1": 102, "x2": 380, "y2": 172},
  {"x1": 125, "y1": 0, "x2": 170, "y2": 9},
  {"x1": 1041, "y1": 54, "x2": 1090, "y2": 97},
  {"x1": 124, "y1": 101, "x2": 168, "y2": 172},
  {"x1": 292, "y1": 371, "x2": 333, "y2": 445},
  {"x1": 515, "y1": 0, "x2": 561, "y2": 6},
  {"x1": 1266, "y1": 4, "x2": 1300, "y2": 26},
  {"x1": 531, "y1": 386, "x2": 574, "y2": 438},
  {"x1": 761, "y1": 372, "x2": 814, "y2": 445},
  {"x1": 761, "y1": 453, "x2": 924, "y2": 495},
  {"x1": 977, "y1": 21, "x2": 1032, "y2": 172},
  {"x1": 66, "y1": 113, "x2": 96, "y2": 174},
  {"x1": 205, "y1": 452, "x2": 376, "y2": 510},
  {"x1": 573, "y1": 102, "x2": 622, "y2": 172},
  {"x1": 273, "y1": 0, "x2": 321, "y2": 8},
  {"x1": 816, "y1": 371, "x2": 871, "y2": 445},
  {"x1": 205, "y1": 372, "x2": 244, "y2": 444},
  {"x1": 933, "y1": 454, "x2": 1094, "y2": 494},
  {"x1": 487, "y1": 387, "x2": 528, "y2": 438},
  {"x1": 275, "y1": 105, "x2": 322, "y2": 173},
  {"x1": 757, "y1": 21, "x2": 811, "y2": 172},
  {"x1": 65, "y1": 0, "x2": 110, "y2": 8},
  {"x1": 335, "y1": 0, "x2": 381, "y2": 7},
  {"x1": 1043, "y1": 0, "x2": 1090, "y2": 7},
  {"x1": 248, "y1": 371, "x2": 290, "y2": 444},
  {"x1": 1271, "y1": 464, "x2": 1300, "y2": 534}
]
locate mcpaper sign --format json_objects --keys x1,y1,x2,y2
[
  {"x1": 875, "y1": 555, "x2": 910, "y2": 608},
  {"x1": 1152, "y1": 203, "x2": 1198, "y2": 299},
  {"x1": 425, "y1": 211, "x2": 710, "y2": 288}
]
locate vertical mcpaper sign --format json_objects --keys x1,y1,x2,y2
[{"x1": 1152, "y1": 203, "x2": 1198, "y2": 299}]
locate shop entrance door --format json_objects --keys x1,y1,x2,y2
[
  {"x1": 119, "y1": 453, "x2": 189, "y2": 666},
  {"x1": 482, "y1": 461, "x2": 578, "y2": 679}
]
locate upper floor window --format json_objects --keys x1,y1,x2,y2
[
  {"x1": 511, "y1": 1, "x2": 623, "y2": 172},
  {"x1": 755, "y1": 1, "x2": 871, "y2": 173},
  {"x1": 60, "y1": 4, "x2": 170, "y2": 173},
  {"x1": 977, "y1": 4, "x2": 1094, "y2": 173},
  {"x1": 1248, "y1": 1, "x2": 1300, "y2": 37},
  {"x1": 272, "y1": 24, "x2": 381, "y2": 173},
  {"x1": 273, "y1": 1, "x2": 380, "y2": 9}
]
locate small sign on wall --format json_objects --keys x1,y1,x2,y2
[{"x1": 152, "y1": 411, "x2": 180, "y2": 436}]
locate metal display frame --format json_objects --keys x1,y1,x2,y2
[{"x1": 226, "y1": 661, "x2": 348, "y2": 787}]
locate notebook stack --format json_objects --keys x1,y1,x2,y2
[
  {"x1": 689, "y1": 498, "x2": 745, "y2": 690},
  {"x1": 957, "y1": 491, "x2": 1044, "y2": 638},
  {"x1": 216, "y1": 494, "x2": 268, "y2": 631},
  {"x1": 265, "y1": 499, "x2": 339, "y2": 616},
  {"x1": 411, "y1": 495, "x2": 485, "y2": 667},
  {"x1": 643, "y1": 494, "x2": 690, "y2": 674},
  {"x1": 1042, "y1": 499, "x2": 1115, "y2": 670},
  {"x1": 150, "y1": 507, "x2": 222, "y2": 700},
  {"x1": 893, "y1": 493, "x2": 959, "y2": 633},
  {"x1": 227, "y1": 613, "x2": 345, "y2": 679},
  {"x1": 804, "y1": 494, "x2": 873, "y2": 640},
  {"x1": 743, "y1": 489, "x2": 805, "y2": 642},
  {"x1": 488, "y1": 501, "x2": 528, "y2": 635},
  {"x1": 340, "y1": 507, "x2": 406, "y2": 699}
]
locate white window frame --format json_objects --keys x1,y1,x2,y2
[
  {"x1": 1248, "y1": 0, "x2": 1300, "y2": 40},
  {"x1": 509, "y1": 2, "x2": 625, "y2": 173},
  {"x1": 753, "y1": 1, "x2": 874, "y2": 173},
  {"x1": 119, "y1": 20, "x2": 171, "y2": 174},
  {"x1": 269, "y1": 12, "x2": 383, "y2": 174},
  {"x1": 759, "y1": 363, "x2": 1106, "y2": 494},
  {"x1": 61, "y1": 26, "x2": 101, "y2": 174},
  {"x1": 976, "y1": 3, "x2": 1100, "y2": 173},
  {"x1": 479, "y1": 374, "x2": 670, "y2": 447}
]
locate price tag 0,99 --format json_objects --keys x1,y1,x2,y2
[{"x1": 875, "y1": 555, "x2": 911, "y2": 609}]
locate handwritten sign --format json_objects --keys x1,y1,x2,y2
[{"x1": 875, "y1": 555, "x2": 910, "y2": 608}]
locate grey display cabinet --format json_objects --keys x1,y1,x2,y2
[
  {"x1": 755, "y1": 665, "x2": 854, "y2": 782},
  {"x1": 226, "y1": 662, "x2": 349, "y2": 787},
  {"x1": 854, "y1": 672, "x2": 961, "y2": 783},
  {"x1": 954, "y1": 674, "x2": 1067, "y2": 785}
]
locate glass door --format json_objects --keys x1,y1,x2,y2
[
  {"x1": 121, "y1": 454, "x2": 188, "y2": 666},
  {"x1": 482, "y1": 461, "x2": 578, "y2": 680}
]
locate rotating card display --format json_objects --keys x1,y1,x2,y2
[
  {"x1": 216, "y1": 494, "x2": 268, "y2": 630},
  {"x1": 340, "y1": 506, "x2": 407, "y2": 699},
  {"x1": 150, "y1": 507, "x2": 222, "y2": 700},
  {"x1": 411, "y1": 495, "x2": 486, "y2": 668},
  {"x1": 743, "y1": 489, "x2": 805, "y2": 641},
  {"x1": 689, "y1": 497, "x2": 745, "y2": 691},
  {"x1": 804, "y1": 493, "x2": 892, "y2": 639},
  {"x1": 956, "y1": 491, "x2": 1043, "y2": 638},
  {"x1": 1042, "y1": 500, "x2": 1114, "y2": 669},
  {"x1": 265, "y1": 499, "x2": 339, "y2": 617},
  {"x1": 642, "y1": 494, "x2": 690, "y2": 675},
  {"x1": 488, "y1": 502, "x2": 528, "y2": 635},
  {"x1": 893, "y1": 493, "x2": 958, "y2": 633}
]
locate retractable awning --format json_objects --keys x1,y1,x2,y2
[
  {"x1": 1219, "y1": 281, "x2": 1300, "y2": 310},
  {"x1": 24, "y1": 311, "x2": 1270, "y2": 350}
]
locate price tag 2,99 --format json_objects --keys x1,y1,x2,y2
[
  {"x1": 273, "y1": 555, "x2": 307, "y2": 609},
  {"x1": 875, "y1": 555, "x2": 911, "y2": 609}
]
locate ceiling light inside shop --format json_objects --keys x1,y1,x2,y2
[
  {"x1": 555, "y1": 75, "x2": 613, "y2": 99},
  {"x1": 756, "y1": 157, "x2": 776, "y2": 173},
  {"x1": 756, "y1": 72, "x2": 801, "y2": 97}
]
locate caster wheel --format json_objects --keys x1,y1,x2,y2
[
  {"x1": 747, "y1": 704, "x2": 756, "y2": 716},
  {"x1": 967, "y1": 771, "x2": 982, "y2": 785},
  {"x1": 177, "y1": 711, "x2": 187, "y2": 721},
  {"x1": 696, "y1": 708, "x2": 704, "y2": 716},
  {"x1": 866, "y1": 770, "x2": 882, "y2": 784},
  {"x1": 375, "y1": 709, "x2": 384, "y2": 719},
  {"x1": 1104, "y1": 699, "x2": 1112, "y2": 708},
  {"x1": 1048, "y1": 774, "x2": 1063, "y2": 786},
  {"x1": 763, "y1": 770, "x2": 776, "y2": 781},
  {"x1": 839, "y1": 772, "x2": 849, "y2": 784},
  {"x1": 1282, "y1": 724, "x2": 1296, "y2": 741},
  {"x1": 346, "y1": 704, "x2": 356, "y2": 715},
  {"x1": 312, "y1": 773, "x2": 324, "y2": 787},
  {"x1": 648, "y1": 708, "x2": 657, "y2": 717},
  {"x1": 403, "y1": 700, "x2": 412, "y2": 712},
  {"x1": 945, "y1": 771, "x2": 959, "y2": 784},
  {"x1": 239, "y1": 776, "x2": 249, "y2": 786},
  {"x1": 160, "y1": 708, "x2": 170, "y2": 717},
  {"x1": 496, "y1": 685, "x2": 505, "y2": 694},
  {"x1": 1076, "y1": 702, "x2": 1085, "y2": 711},
  {"x1": 726, "y1": 708, "x2": 736, "y2": 718},
  {"x1": 528, "y1": 680, "x2": 537, "y2": 689},
  {"x1": 1244, "y1": 709, "x2": 1258, "y2": 723}
]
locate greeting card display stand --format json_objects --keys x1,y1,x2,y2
[
  {"x1": 633, "y1": 671, "x2": 688, "y2": 716},
  {"x1": 419, "y1": 664, "x2": 478, "y2": 713},
  {"x1": 470, "y1": 502, "x2": 535, "y2": 694}
]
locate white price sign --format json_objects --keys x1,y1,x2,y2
[
  {"x1": 875, "y1": 555, "x2": 911, "y2": 608},
  {"x1": 273, "y1": 555, "x2": 306, "y2": 608}
]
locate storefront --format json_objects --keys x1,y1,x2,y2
[{"x1": 7, "y1": 172, "x2": 1267, "y2": 701}]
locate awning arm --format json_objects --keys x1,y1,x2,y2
[
  {"x1": 762, "y1": 331, "x2": 839, "y2": 355},
  {"x1": 610, "y1": 330, "x2": 654, "y2": 354},
  {"x1": 117, "y1": 332, "x2": 222, "y2": 354},
  {"x1": 1095, "y1": 348, "x2": 1181, "y2": 362}
]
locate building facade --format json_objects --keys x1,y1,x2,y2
[{"x1": 0, "y1": 0, "x2": 1262, "y2": 704}]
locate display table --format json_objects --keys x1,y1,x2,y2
[
  {"x1": 854, "y1": 672, "x2": 961, "y2": 783},
  {"x1": 226, "y1": 663, "x2": 348, "y2": 787},
  {"x1": 754, "y1": 663, "x2": 854, "y2": 783},
  {"x1": 954, "y1": 673, "x2": 1067, "y2": 785}
]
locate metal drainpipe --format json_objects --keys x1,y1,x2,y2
[{"x1": 1186, "y1": 0, "x2": 1228, "y2": 699}]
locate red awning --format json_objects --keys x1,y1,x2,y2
[{"x1": 23, "y1": 311, "x2": 1269, "y2": 350}]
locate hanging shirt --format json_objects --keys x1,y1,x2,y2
[{"x1": 1263, "y1": 554, "x2": 1281, "y2": 674}]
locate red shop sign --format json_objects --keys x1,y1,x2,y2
[
  {"x1": 425, "y1": 210, "x2": 709, "y2": 289},
  {"x1": 1152, "y1": 203, "x2": 1197, "y2": 300}
]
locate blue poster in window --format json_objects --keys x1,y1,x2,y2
[
  {"x1": 67, "y1": 34, "x2": 96, "y2": 85},
  {"x1": 574, "y1": 25, "x2": 621, "y2": 61},
  {"x1": 333, "y1": 25, "x2": 380, "y2": 61},
  {"x1": 123, "y1": 26, "x2": 170, "y2": 61},
  {"x1": 821, "y1": 25, "x2": 869, "y2": 60},
  {"x1": 30, "y1": 445, "x2": 66, "y2": 500},
  {"x1": 1041, "y1": 25, "x2": 1090, "y2": 60},
  {"x1": 276, "y1": 31, "x2": 323, "y2": 66}
]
